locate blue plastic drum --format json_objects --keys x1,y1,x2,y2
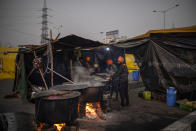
[
  {"x1": 166, "y1": 87, "x2": 176, "y2": 106},
  {"x1": 132, "y1": 71, "x2": 140, "y2": 81}
]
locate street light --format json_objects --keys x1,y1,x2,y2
[{"x1": 153, "y1": 4, "x2": 179, "y2": 29}]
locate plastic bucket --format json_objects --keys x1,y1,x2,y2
[
  {"x1": 143, "y1": 91, "x2": 151, "y2": 100},
  {"x1": 132, "y1": 71, "x2": 140, "y2": 81}
]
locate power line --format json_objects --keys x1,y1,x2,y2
[
  {"x1": 0, "y1": 15, "x2": 39, "y2": 18},
  {"x1": 0, "y1": 7, "x2": 41, "y2": 10},
  {"x1": 0, "y1": 22, "x2": 39, "y2": 27},
  {"x1": 0, "y1": 26, "x2": 39, "y2": 38},
  {"x1": 41, "y1": 0, "x2": 50, "y2": 44}
]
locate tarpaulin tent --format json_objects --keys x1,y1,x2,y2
[
  {"x1": 125, "y1": 54, "x2": 139, "y2": 72},
  {"x1": 0, "y1": 47, "x2": 18, "y2": 79},
  {"x1": 81, "y1": 46, "x2": 125, "y2": 72},
  {"x1": 14, "y1": 35, "x2": 106, "y2": 100},
  {"x1": 113, "y1": 26, "x2": 196, "y2": 98}
]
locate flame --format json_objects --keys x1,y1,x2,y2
[
  {"x1": 96, "y1": 102, "x2": 101, "y2": 108},
  {"x1": 37, "y1": 122, "x2": 44, "y2": 131},
  {"x1": 53, "y1": 123, "x2": 66, "y2": 131},
  {"x1": 85, "y1": 102, "x2": 101, "y2": 119},
  {"x1": 86, "y1": 103, "x2": 97, "y2": 117}
]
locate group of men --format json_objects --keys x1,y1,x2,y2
[
  {"x1": 73, "y1": 56, "x2": 129, "y2": 107},
  {"x1": 106, "y1": 56, "x2": 129, "y2": 107}
]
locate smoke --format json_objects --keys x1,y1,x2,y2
[
  {"x1": 72, "y1": 61, "x2": 104, "y2": 87},
  {"x1": 72, "y1": 65, "x2": 91, "y2": 83}
]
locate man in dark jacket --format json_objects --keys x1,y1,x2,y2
[
  {"x1": 115, "y1": 56, "x2": 129, "y2": 106},
  {"x1": 106, "y1": 59, "x2": 119, "y2": 100}
]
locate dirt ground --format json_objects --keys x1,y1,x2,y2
[
  {"x1": 0, "y1": 79, "x2": 189, "y2": 131},
  {"x1": 0, "y1": 80, "x2": 34, "y2": 114}
]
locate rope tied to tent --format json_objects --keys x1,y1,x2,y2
[{"x1": 47, "y1": 67, "x2": 75, "y2": 84}]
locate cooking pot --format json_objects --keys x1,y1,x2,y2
[
  {"x1": 50, "y1": 83, "x2": 105, "y2": 103},
  {"x1": 35, "y1": 91, "x2": 80, "y2": 124}
]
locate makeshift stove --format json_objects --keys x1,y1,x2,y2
[
  {"x1": 50, "y1": 81, "x2": 108, "y2": 120},
  {"x1": 78, "y1": 102, "x2": 106, "y2": 120},
  {"x1": 77, "y1": 84, "x2": 107, "y2": 120},
  {"x1": 33, "y1": 90, "x2": 81, "y2": 131},
  {"x1": 37, "y1": 121, "x2": 79, "y2": 131}
]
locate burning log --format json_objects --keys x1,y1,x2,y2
[
  {"x1": 96, "y1": 108, "x2": 107, "y2": 120},
  {"x1": 37, "y1": 122, "x2": 78, "y2": 131},
  {"x1": 53, "y1": 123, "x2": 66, "y2": 131},
  {"x1": 85, "y1": 103, "x2": 97, "y2": 119},
  {"x1": 84, "y1": 102, "x2": 107, "y2": 120}
]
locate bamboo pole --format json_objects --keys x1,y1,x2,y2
[
  {"x1": 55, "y1": 33, "x2": 60, "y2": 40},
  {"x1": 33, "y1": 51, "x2": 48, "y2": 90},
  {"x1": 70, "y1": 59, "x2": 73, "y2": 81},
  {"x1": 50, "y1": 30, "x2": 54, "y2": 87},
  {"x1": 39, "y1": 68, "x2": 48, "y2": 90},
  {"x1": 27, "y1": 68, "x2": 35, "y2": 79}
]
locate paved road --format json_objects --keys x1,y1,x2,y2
[
  {"x1": 0, "y1": 79, "x2": 189, "y2": 131},
  {"x1": 0, "y1": 79, "x2": 34, "y2": 114}
]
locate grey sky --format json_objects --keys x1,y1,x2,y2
[{"x1": 0, "y1": 0, "x2": 195, "y2": 47}]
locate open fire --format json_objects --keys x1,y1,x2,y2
[
  {"x1": 37, "y1": 122, "x2": 66, "y2": 131},
  {"x1": 54, "y1": 123, "x2": 66, "y2": 131},
  {"x1": 85, "y1": 103, "x2": 97, "y2": 119},
  {"x1": 85, "y1": 102, "x2": 106, "y2": 120}
]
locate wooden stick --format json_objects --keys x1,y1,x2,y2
[
  {"x1": 26, "y1": 68, "x2": 35, "y2": 91},
  {"x1": 27, "y1": 79, "x2": 33, "y2": 90},
  {"x1": 49, "y1": 30, "x2": 54, "y2": 87},
  {"x1": 70, "y1": 59, "x2": 73, "y2": 81},
  {"x1": 33, "y1": 51, "x2": 37, "y2": 57},
  {"x1": 33, "y1": 51, "x2": 48, "y2": 90},
  {"x1": 55, "y1": 33, "x2": 60, "y2": 40},
  {"x1": 39, "y1": 68, "x2": 48, "y2": 90},
  {"x1": 50, "y1": 29, "x2": 53, "y2": 41},
  {"x1": 27, "y1": 68, "x2": 35, "y2": 79}
]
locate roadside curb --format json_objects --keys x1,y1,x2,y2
[{"x1": 161, "y1": 111, "x2": 196, "y2": 131}]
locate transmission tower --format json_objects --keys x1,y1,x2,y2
[{"x1": 41, "y1": 0, "x2": 49, "y2": 44}]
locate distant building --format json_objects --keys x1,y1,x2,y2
[
  {"x1": 116, "y1": 36, "x2": 128, "y2": 42},
  {"x1": 105, "y1": 30, "x2": 119, "y2": 44},
  {"x1": 104, "y1": 30, "x2": 127, "y2": 44}
]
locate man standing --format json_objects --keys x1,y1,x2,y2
[
  {"x1": 85, "y1": 57, "x2": 91, "y2": 70},
  {"x1": 115, "y1": 56, "x2": 129, "y2": 107},
  {"x1": 106, "y1": 59, "x2": 119, "y2": 100}
]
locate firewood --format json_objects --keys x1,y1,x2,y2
[{"x1": 96, "y1": 108, "x2": 107, "y2": 120}]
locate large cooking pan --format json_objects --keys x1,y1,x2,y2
[
  {"x1": 49, "y1": 84, "x2": 88, "y2": 101},
  {"x1": 35, "y1": 91, "x2": 80, "y2": 124},
  {"x1": 79, "y1": 86, "x2": 104, "y2": 103},
  {"x1": 50, "y1": 82, "x2": 105, "y2": 103}
]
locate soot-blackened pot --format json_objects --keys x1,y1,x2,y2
[{"x1": 35, "y1": 91, "x2": 80, "y2": 124}]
